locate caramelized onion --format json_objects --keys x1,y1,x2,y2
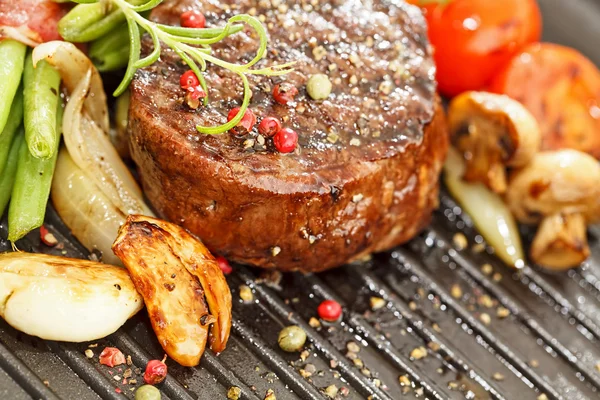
[
  {"x1": 52, "y1": 148, "x2": 125, "y2": 265},
  {"x1": 0, "y1": 26, "x2": 40, "y2": 47},
  {"x1": 32, "y1": 41, "x2": 151, "y2": 217}
]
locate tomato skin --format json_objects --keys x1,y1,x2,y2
[
  {"x1": 490, "y1": 43, "x2": 600, "y2": 159},
  {"x1": 408, "y1": 0, "x2": 542, "y2": 97}
]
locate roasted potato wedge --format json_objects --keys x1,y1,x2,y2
[
  {"x1": 0, "y1": 252, "x2": 143, "y2": 342},
  {"x1": 112, "y1": 215, "x2": 231, "y2": 366},
  {"x1": 490, "y1": 43, "x2": 600, "y2": 159}
]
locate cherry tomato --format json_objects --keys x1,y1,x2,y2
[
  {"x1": 407, "y1": 0, "x2": 542, "y2": 97},
  {"x1": 490, "y1": 43, "x2": 600, "y2": 159}
]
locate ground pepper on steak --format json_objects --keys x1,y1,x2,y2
[
  {"x1": 128, "y1": 0, "x2": 448, "y2": 272},
  {"x1": 138, "y1": 0, "x2": 435, "y2": 158}
]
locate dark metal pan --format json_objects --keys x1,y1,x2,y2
[{"x1": 2, "y1": 0, "x2": 600, "y2": 398}]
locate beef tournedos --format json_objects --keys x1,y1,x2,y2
[{"x1": 128, "y1": 0, "x2": 448, "y2": 272}]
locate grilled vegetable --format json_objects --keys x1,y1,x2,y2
[
  {"x1": 444, "y1": 147, "x2": 524, "y2": 267},
  {"x1": 112, "y1": 215, "x2": 232, "y2": 366},
  {"x1": 407, "y1": 0, "x2": 542, "y2": 96},
  {"x1": 23, "y1": 53, "x2": 61, "y2": 159},
  {"x1": 0, "y1": 133, "x2": 24, "y2": 218},
  {"x1": 0, "y1": 252, "x2": 143, "y2": 342},
  {"x1": 448, "y1": 91, "x2": 540, "y2": 194},
  {"x1": 0, "y1": 89, "x2": 24, "y2": 177},
  {"x1": 89, "y1": 23, "x2": 130, "y2": 72},
  {"x1": 506, "y1": 149, "x2": 600, "y2": 270},
  {"x1": 51, "y1": 148, "x2": 125, "y2": 266},
  {"x1": 8, "y1": 99, "x2": 63, "y2": 242},
  {"x1": 490, "y1": 43, "x2": 600, "y2": 159},
  {"x1": 32, "y1": 41, "x2": 152, "y2": 217},
  {"x1": 0, "y1": 40, "x2": 26, "y2": 135},
  {"x1": 58, "y1": 1, "x2": 136, "y2": 43}
]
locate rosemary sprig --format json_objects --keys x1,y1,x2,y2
[{"x1": 71, "y1": 0, "x2": 295, "y2": 135}]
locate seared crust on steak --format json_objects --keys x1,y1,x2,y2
[{"x1": 128, "y1": 0, "x2": 448, "y2": 272}]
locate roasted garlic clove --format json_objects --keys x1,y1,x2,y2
[
  {"x1": 448, "y1": 91, "x2": 541, "y2": 194},
  {"x1": 112, "y1": 215, "x2": 231, "y2": 366},
  {"x1": 0, "y1": 252, "x2": 143, "y2": 342},
  {"x1": 506, "y1": 149, "x2": 600, "y2": 270},
  {"x1": 530, "y1": 213, "x2": 589, "y2": 270}
]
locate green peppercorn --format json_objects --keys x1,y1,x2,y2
[
  {"x1": 135, "y1": 384, "x2": 161, "y2": 400},
  {"x1": 306, "y1": 74, "x2": 332, "y2": 100},
  {"x1": 278, "y1": 325, "x2": 307, "y2": 352}
]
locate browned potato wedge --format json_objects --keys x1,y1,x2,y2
[{"x1": 112, "y1": 215, "x2": 231, "y2": 366}]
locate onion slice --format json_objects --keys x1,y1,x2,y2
[
  {"x1": 444, "y1": 147, "x2": 524, "y2": 267},
  {"x1": 52, "y1": 148, "x2": 126, "y2": 266},
  {"x1": 32, "y1": 41, "x2": 152, "y2": 217},
  {"x1": 0, "y1": 26, "x2": 40, "y2": 48}
]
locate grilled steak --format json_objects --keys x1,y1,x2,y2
[{"x1": 128, "y1": 0, "x2": 448, "y2": 272}]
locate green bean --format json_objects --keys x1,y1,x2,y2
[
  {"x1": 0, "y1": 40, "x2": 26, "y2": 134},
  {"x1": 23, "y1": 53, "x2": 61, "y2": 160},
  {"x1": 89, "y1": 23, "x2": 130, "y2": 72},
  {"x1": 0, "y1": 89, "x2": 23, "y2": 177},
  {"x1": 8, "y1": 101, "x2": 63, "y2": 242},
  {"x1": 58, "y1": 0, "x2": 146, "y2": 42},
  {"x1": 0, "y1": 132, "x2": 24, "y2": 218}
]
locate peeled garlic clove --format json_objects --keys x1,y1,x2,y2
[{"x1": 0, "y1": 252, "x2": 143, "y2": 342}]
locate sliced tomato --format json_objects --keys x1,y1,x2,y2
[
  {"x1": 490, "y1": 43, "x2": 600, "y2": 159},
  {"x1": 407, "y1": 0, "x2": 542, "y2": 97},
  {"x1": 0, "y1": 0, "x2": 68, "y2": 43}
]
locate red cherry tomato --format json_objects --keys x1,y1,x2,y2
[
  {"x1": 407, "y1": 0, "x2": 542, "y2": 97},
  {"x1": 317, "y1": 300, "x2": 342, "y2": 322}
]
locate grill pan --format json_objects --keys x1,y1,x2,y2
[{"x1": 2, "y1": 0, "x2": 600, "y2": 398}]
